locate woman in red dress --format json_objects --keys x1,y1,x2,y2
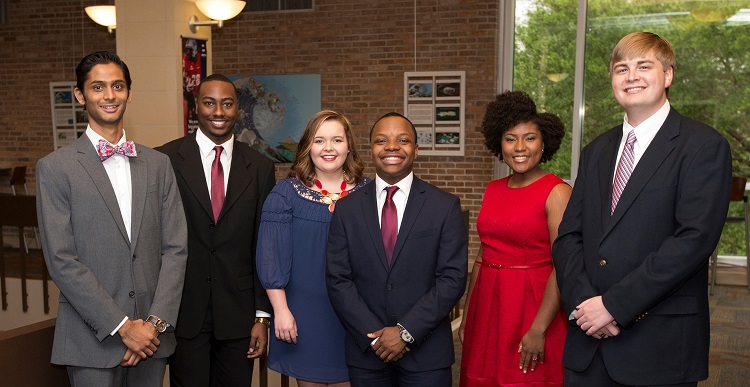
[{"x1": 460, "y1": 91, "x2": 571, "y2": 386}]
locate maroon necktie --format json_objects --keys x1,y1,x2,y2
[
  {"x1": 211, "y1": 146, "x2": 225, "y2": 223},
  {"x1": 381, "y1": 186, "x2": 399, "y2": 266}
]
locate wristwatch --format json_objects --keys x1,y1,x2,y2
[
  {"x1": 146, "y1": 315, "x2": 168, "y2": 334},
  {"x1": 255, "y1": 317, "x2": 271, "y2": 328},
  {"x1": 397, "y1": 323, "x2": 414, "y2": 344}
]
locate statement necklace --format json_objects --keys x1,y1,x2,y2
[{"x1": 314, "y1": 179, "x2": 348, "y2": 212}]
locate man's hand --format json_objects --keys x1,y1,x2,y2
[
  {"x1": 592, "y1": 322, "x2": 621, "y2": 339},
  {"x1": 118, "y1": 319, "x2": 159, "y2": 360},
  {"x1": 574, "y1": 296, "x2": 616, "y2": 336},
  {"x1": 247, "y1": 322, "x2": 269, "y2": 359},
  {"x1": 367, "y1": 327, "x2": 409, "y2": 363},
  {"x1": 120, "y1": 348, "x2": 141, "y2": 367}
]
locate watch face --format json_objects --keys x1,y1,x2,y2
[
  {"x1": 156, "y1": 321, "x2": 167, "y2": 333},
  {"x1": 401, "y1": 330, "x2": 413, "y2": 343}
]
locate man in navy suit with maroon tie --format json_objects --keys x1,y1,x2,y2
[{"x1": 326, "y1": 112, "x2": 467, "y2": 387}]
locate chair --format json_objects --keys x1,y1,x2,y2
[
  {"x1": 7, "y1": 166, "x2": 40, "y2": 252},
  {"x1": 710, "y1": 176, "x2": 750, "y2": 295},
  {"x1": 9, "y1": 166, "x2": 27, "y2": 195},
  {"x1": 0, "y1": 194, "x2": 50, "y2": 314}
]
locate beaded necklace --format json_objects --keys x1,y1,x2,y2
[{"x1": 314, "y1": 179, "x2": 348, "y2": 212}]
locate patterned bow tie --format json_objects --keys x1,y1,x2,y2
[{"x1": 97, "y1": 139, "x2": 138, "y2": 162}]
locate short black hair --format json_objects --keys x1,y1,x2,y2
[
  {"x1": 481, "y1": 90, "x2": 564, "y2": 163},
  {"x1": 196, "y1": 74, "x2": 238, "y2": 98},
  {"x1": 75, "y1": 51, "x2": 132, "y2": 92},
  {"x1": 369, "y1": 112, "x2": 417, "y2": 141}
]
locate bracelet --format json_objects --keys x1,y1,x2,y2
[{"x1": 255, "y1": 317, "x2": 271, "y2": 327}]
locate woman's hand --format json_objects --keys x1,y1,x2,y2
[
  {"x1": 273, "y1": 308, "x2": 298, "y2": 344},
  {"x1": 458, "y1": 317, "x2": 467, "y2": 344},
  {"x1": 518, "y1": 328, "x2": 545, "y2": 374}
]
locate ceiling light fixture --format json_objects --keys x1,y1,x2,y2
[
  {"x1": 84, "y1": 5, "x2": 116, "y2": 33},
  {"x1": 189, "y1": 0, "x2": 246, "y2": 33}
]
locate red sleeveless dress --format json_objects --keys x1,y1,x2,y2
[{"x1": 460, "y1": 174, "x2": 568, "y2": 387}]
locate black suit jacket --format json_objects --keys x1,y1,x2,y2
[
  {"x1": 553, "y1": 108, "x2": 732, "y2": 384},
  {"x1": 157, "y1": 133, "x2": 274, "y2": 340},
  {"x1": 326, "y1": 177, "x2": 468, "y2": 371}
]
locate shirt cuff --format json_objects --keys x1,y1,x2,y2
[
  {"x1": 111, "y1": 316, "x2": 128, "y2": 336},
  {"x1": 256, "y1": 310, "x2": 271, "y2": 318}
]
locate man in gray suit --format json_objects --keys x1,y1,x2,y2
[{"x1": 36, "y1": 51, "x2": 188, "y2": 387}]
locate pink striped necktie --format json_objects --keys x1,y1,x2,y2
[
  {"x1": 381, "y1": 186, "x2": 399, "y2": 266},
  {"x1": 611, "y1": 130, "x2": 636, "y2": 215},
  {"x1": 211, "y1": 146, "x2": 225, "y2": 223}
]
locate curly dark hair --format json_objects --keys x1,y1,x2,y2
[{"x1": 481, "y1": 90, "x2": 565, "y2": 164}]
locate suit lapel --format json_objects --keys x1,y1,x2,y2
[
  {"x1": 176, "y1": 134, "x2": 213, "y2": 220},
  {"x1": 390, "y1": 178, "x2": 426, "y2": 268},
  {"x1": 128, "y1": 152, "x2": 147, "y2": 250},
  {"x1": 361, "y1": 182, "x2": 390, "y2": 270},
  {"x1": 221, "y1": 142, "x2": 253, "y2": 221},
  {"x1": 604, "y1": 109, "x2": 680, "y2": 235},
  {"x1": 75, "y1": 136, "x2": 131, "y2": 245}
]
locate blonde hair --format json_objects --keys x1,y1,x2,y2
[{"x1": 609, "y1": 32, "x2": 675, "y2": 76}]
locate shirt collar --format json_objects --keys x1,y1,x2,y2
[
  {"x1": 86, "y1": 126, "x2": 127, "y2": 147},
  {"x1": 375, "y1": 172, "x2": 414, "y2": 198},
  {"x1": 195, "y1": 128, "x2": 234, "y2": 159},
  {"x1": 623, "y1": 100, "x2": 670, "y2": 140}
]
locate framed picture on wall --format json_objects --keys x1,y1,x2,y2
[{"x1": 404, "y1": 71, "x2": 465, "y2": 156}]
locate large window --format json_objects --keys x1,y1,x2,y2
[{"x1": 513, "y1": 0, "x2": 750, "y2": 256}]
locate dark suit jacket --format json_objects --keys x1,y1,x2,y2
[
  {"x1": 157, "y1": 133, "x2": 274, "y2": 340},
  {"x1": 552, "y1": 108, "x2": 732, "y2": 385},
  {"x1": 326, "y1": 177, "x2": 468, "y2": 371},
  {"x1": 36, "y1": 135, "x2": 188, "y2": 367}
]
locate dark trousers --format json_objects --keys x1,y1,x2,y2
[
  {"x1": 564, "y1": 346, "x2": 698, "y2": 387},
  {"x1": 348, "y1": 364, "x2": 451, "y2": 387},
  {"x1": 169, "y1": 302, "x2": 254, "y2": 387}
]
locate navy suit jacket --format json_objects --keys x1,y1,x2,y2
[
  {"x1": 553, "y1": 108, "x2": 732, "y2": 384},
  {"x1": 157, "y1": 133, "x2": 274, "y2": 340},
  {"x1": 326, "y1": 177, "x2": 467, "y2": 371}
]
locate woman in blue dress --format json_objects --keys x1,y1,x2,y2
[{"x1": 256, "y1": 110, "x2": 368, "y2": 386}]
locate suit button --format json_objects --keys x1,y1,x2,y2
[
  {"x1": 206, "y1": 277, "x2": 211, "y2": 283},
  {"x1": 387, "y1": 284, "x2": 393, "y2": 291},
  {"x1": 132, "y1": 254, "x2": 136, "y2": 261},
  {"x1": 209, "y1": 222, "x2": 215, "y2": 229},
  {"x1": 599, "y1": 259, "x2": 607, "y2": 267},
  {"x1": 210, "y1": 249, "x2": 216, "y2": 254},
  {"x1": 129, "y1": 291, "x2": 135, "y2": 298}
]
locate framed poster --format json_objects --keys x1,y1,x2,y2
[
  {"x1": 229, "y1": 74, "x2": 321, "y2": 163},
  {"x1": 404, "y1": 71, "x2": 465, "y2": 156},
  {"x1": 182, "y1": 37, "x2": 207, "y2": 135}
]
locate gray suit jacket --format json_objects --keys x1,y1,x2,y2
[{"x1": 36, "y1": 135, "x2": 188, "y2": 368}]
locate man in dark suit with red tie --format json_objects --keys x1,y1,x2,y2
[
  {"x1": 157, "y1": 74, "x2": 276, "y2": 386},
  {"x1": 326, "y1": 112, "x2": 468, "y2": 386},
  {"x1": 553, "y1": 32, "x2": 732, "y2": 386}
]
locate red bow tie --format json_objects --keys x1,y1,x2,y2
[{"x1": 97, "y1": 139, "x2": 138, "y2": 162}]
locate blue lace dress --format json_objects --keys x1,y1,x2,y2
[{"x1": 256, "y1": 177, "x2": 369, "y2": 382}]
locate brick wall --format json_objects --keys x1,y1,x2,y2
[
  {"x1": 212, "y1": 0, "x2": 500, "y2": 257},
  {"x1": 0, "y1": 0, "x2": 116, "y2": 189},
  {"x1": 0, "y1": 0, "x2": 501, "y2": 258}
]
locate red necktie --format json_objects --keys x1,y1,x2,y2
[
  {"x1": 611, "y1": 130, "x2": 636, "y2": 215},
  {"x1": 381, "y1": 186, "x2": 399, "y2": 266},
  {"x1": 211, "y1": 146, "x2": 225, "y2": 223}
]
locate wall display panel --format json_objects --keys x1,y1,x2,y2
[{"x1": 404, "y1": 71, "x2": 465, "y2": 156}]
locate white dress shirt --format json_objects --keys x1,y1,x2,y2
[
  {"x1": 613, "y1": 100, "x2": 670, "y2": 181},
  {"x1": 195, "y1": 128, "x2": 233, "y2": 197},
  {"x1": 85, "y1": 127, "x2": 136, "y2": 335},
  {"x1": 375, "y1": 172, "x2": 414, "y2": 232}
]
